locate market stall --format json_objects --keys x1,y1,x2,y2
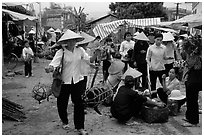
[{"x1": 93, "y1": 17, "x2": 161, "y2": 40}]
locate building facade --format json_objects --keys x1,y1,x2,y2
[
  {"x1": 165, "y1": 7, "x2": 192, "y2": 21},
  {"x1": 192, "y1": 2, "x2": 202, "y2": 14}
]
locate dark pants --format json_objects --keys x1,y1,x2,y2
[
  {"x1": 24, "y1": 60, "x2": 32, "y2": 76},
  {"x1": 185, "y1": 82, "x2": 201, "y2": 124},
  {"x1": 157, "y1": 88, "x2": 186, "y2": 110},
  {"x1": 137, "y1": 63, "x2": 148, "y2": 89},
  {"x1": 165, "y1": 63, "x2": 173, "y2": 76},
  {"x1": 122, "y1": 60, "x2": 128, "y2": 73},
  {"x1": 57, "y1": 80, "x2": 85, "y2": 129},
  {"x1": 149, "y1": 70, "x2": 165, "y2": 91},
  {"x1": 102, "y1": 60, "x2": 111, "y2": 81}
]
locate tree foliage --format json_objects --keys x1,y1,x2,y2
[
  {"x1": 109, "y1": 2, "x2": 168, "y2": 20},
  {"x1": 41, "y1": 3, "x2": 87, "y2": 31}
]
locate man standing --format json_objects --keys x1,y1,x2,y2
[{"x1": 146, "y1": 33, "x2": 173, "y2": 96}]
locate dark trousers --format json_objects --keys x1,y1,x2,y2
[
  {"x1": 165, "y1": 63, "x2": 173, "y2": 76},
  {"x1": 185, "y1": 82, "x2": 201, "y2": 124},
  {"x1": 122, "y1": 60, "x2": 128, "y2": 73},
  {"x1": 102, "y1": 60, "x2": 111, "y2": 81},
  {"x1": 81, "y1": 76, "x2": 88, "y2": 92},
  {"x1": 149, "y1": 70, "x2": 165, "y2": 91},
  {"x1": 57, "y1": 80, "x2": 85, "y2": 129},
  {"x1": 157, "y1": 88, "x2": 186, "y2": 110},
  {"x1": 24, "y1": 60, "x2": 32, "y2": 76},
  {"x1": 137, "y1": 63, "x2": 148, "y2": 89}
]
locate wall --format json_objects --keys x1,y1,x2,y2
[{"x1": 192, "y1": 2, "x2": 202, "y2": 14}]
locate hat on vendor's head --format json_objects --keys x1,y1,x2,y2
[
  {"x1": 37, "y1": 41, "x2": 44, "y2": 45},
  {"x1": 76, "y1": 31, "x2": 95, "y2": 45},
  {"x1": 121, "y1": 67, "x2": 142, "y2": 80},
  {"x1": 28, "y1": 29, "x2": 35, "y2": 34},
  {"x1": 168, "y1": 90, "x2": 186, "y2": 100},
  {"x1": 47, "y1": 28, "x2": 55, "y2": 33},
  {"x1": 133, "y1": 32, "x2": 149, "y2": 41},
  {"x1": 162, "y1": 32, "x2": 175, "y2": 41},
  {"x1": 54, "y1": 28, "x2": 62, "y2": 33},
  {"x1": 124, "y1": 75, "x2": 135, "y2": 85},
  {"x1": 108, "y1": 60, "x2": 125, "y2": 75},
  {"x1": 133, "y1": 31, "x2": 140, "y2": 37},
  {"x1": 57, "y1": 29, "x2": 84, "y2": 44},
  {"x1": 180, "y1": 34, "x2": 188, "y2": 38}
]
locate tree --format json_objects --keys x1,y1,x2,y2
[
  {"x1": 109, "y1": 2, "x2": 168, "y2": 20},
  {"x1": 72, "y1": 7, "x2": 87, "y2": 32}
]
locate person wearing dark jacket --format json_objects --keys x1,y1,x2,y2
[
  {"x1": 182, "y1": 37, "x2": 202, "y2": 127},
  {"x1": 110, "y1": 75, "x2": 165, "y2": 124},
  {"x1": 132, "y1": 32, "x2": 150, "y2": 89}
]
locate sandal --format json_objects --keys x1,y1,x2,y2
[
  {"x1": 125, "y1": 121, "x2": 139, "y2": 126},
  {"x1": 182, "y1": 122, "x2": 199, "y2": 127},
  {"x1": 77, "y1": 129, "x2": 88, "y2": 135},
  {"x1": 62, "y1": 124, "x2": 70, "y2": 130},
  {"x1": 182, "y1": 118, "x2": 190, "y2": 122}
]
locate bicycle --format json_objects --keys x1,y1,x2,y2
[{"x1": 4, "y1": 52, "x2": 19, "y2": 71}]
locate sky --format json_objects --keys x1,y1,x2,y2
[{"x1": 2, "y1": 0, "x2": 196, "y2": 20}]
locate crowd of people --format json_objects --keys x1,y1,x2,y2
[{"x1": 19, "y1": 25, "x2": 201, "y2": 134}]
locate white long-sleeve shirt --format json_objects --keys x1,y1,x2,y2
[
  {"x1": 22, "y1": 47, "x2": 34, "y2": 59},
  {"x1": 165, "y1": 42, "x2": 176, "y2": 64},
  {"x1": 79, "y1": 47, "x2": 93, "y2": 76},
  {"x1": 119, "y1": 40, "x2": 135, "y2": 61},
  {"x1": 146, "y1": 44, "x2": 167, "y2": 71},
  {"x1": 49, "y1": 47, "x2": 90, "y2": 84}
]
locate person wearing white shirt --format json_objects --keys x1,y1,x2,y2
[
  {"x1": 119, "y1": 32, "x2": 135, "y2": 72},
  {"x1": 146, "y1": 33, "x2": 173, "y2": 94},
  {"x1": 45, "y1": 30, "x2": 100, "y2": 135},
  {"x1": 22, "y1": 40, "x2": 34, "y2": 77}
]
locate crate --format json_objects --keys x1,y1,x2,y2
[{"x1": 141, "y1": 105, "x2": 169, "y2": 123}]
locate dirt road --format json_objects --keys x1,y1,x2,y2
[{"x1": 2, "y1": 59, "x2": 202, "y2": 135}]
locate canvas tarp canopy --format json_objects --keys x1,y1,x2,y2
[
  {"x1": 2, "y1": 9, "x2": 37, "y2": 21},
  {"x1": 149, "y1": 26, "x2": 179, "y2": 34},
  {"x1": 171, "y1": 13, "x2": 202, "y2": 28},
  {"x1": 93, "y1": 17, "x2": 161, "y2": 40}
]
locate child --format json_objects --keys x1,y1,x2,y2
[{"x1": 22, "y1": 40, "x2": 34, "y2": 77}]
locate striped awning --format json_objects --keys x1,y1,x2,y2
[
  {"x1": 93, "y1": 17, "x2": 161, "y2": 40},
  {"x1": 2, "y1": 9, "x2": 37, "y2": 21}
]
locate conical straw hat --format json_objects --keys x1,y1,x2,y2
[
  {"x1": 121, "y1": 67, "x2": 142, "y2": 79},
  {"x1": 134, "y1": 31, "x2": 140, "y2": 36},
  {"x1": 76, "y1": 31, "x2": 95, "y2": 45},
  {"x1": 108, "y1": 60, "x2": 125, "y2": 75},
  {"x1": 179, "y1": 34, "x2": 188, "y2": 38},
  {"x1": 54, "y1": 28, "x2": 61, "y2": 33},
  {"x1": 57, "y1": 29, "x2": 84, "y2": 43},
  {"x1": 47, "y1": 27, "x2": 55, "y2": 32},
  {"x1": 133, "y1": 32, "x2": 149, "y2": 41},
  {"x1": 168, "y1": 90, "x2": 186, "y2": 100},
  {"x1": 28, "y1": 29, "x2": 35, "y2": 34},
  {"x1": 162, "y1": 32, "x2": 175, "y2": 41}
]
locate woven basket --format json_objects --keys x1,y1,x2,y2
[{"x1": 141, "y1": 105, "x2": 169, "y2": 123}]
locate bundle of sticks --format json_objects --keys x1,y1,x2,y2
[{"x1": 2, "y1": 97, "x2": 26, "y2": 122}]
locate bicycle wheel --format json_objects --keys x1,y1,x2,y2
[{"x1": 6, "y1": 53, "x2": 18, "y2": 70}]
